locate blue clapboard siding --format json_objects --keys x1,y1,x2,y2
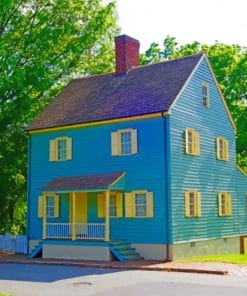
[
  {"x1": 28, "y1": 117, "x2": 168, "y2": 244},
  {"x1": 170, "y1": 57, "x2": 239, "y2": 243},
  {"x1": 237, "y1": 169, "x2": 247, "y2": 235}
]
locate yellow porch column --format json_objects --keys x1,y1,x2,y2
[
  {"x1": 72, "y1": 192, "x2": 76, "y2": 240},
  {"x1": 42, "y1": 194, "x2": 47, "y2": 239},
  {"x1": 105, "y1": 190, "x2": 110, "y2": 241}
]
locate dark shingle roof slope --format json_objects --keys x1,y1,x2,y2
[
  {"x1": 42, "y1": 172, "x2": 124, "y2": 191},
  {"x1": 27, "y1": 53, "x2": 204, "y2": 131}
]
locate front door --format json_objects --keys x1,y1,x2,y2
[{"x1": 70, "y1": 192, "x2": 87, "y2": 223}]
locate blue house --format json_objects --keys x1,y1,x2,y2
[{"x1": 26, "y1": 35, "x2": 247, "y2": 261}]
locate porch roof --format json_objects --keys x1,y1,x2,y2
[{"x1": 41, "y1": 172, "x2": 125, "y2": 193}]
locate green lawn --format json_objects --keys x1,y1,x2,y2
[
  {"x1": 183, "y1": 254, "x2": 247, "y2": 265},
  {"x1": 0, "y1": 293, "x2": 14, "y2": 296}
]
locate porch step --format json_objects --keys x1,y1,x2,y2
[
  {"x1": 28, "y1": 242, "x2": 43, "y2": 258},
  {"x1": 109, "y1": 240, "x2": 143, "y2": 262}
]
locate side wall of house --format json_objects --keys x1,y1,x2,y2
[
  {"x1": 170, "y1": 57, "x2": 240, "y2": 248},
  {"x1": 237, "y1": 168, "x2": 247, "y2": 235},
  {"x1": 28, "y1": 117, "x2": 168, "y2": 247}
]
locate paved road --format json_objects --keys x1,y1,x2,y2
[{"x1": 1, "y1": 263, "x2": 247, "y2": 296}]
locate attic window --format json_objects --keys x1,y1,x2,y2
[{"x1": 202, "y1": 83, "x2": 209, "y2": 107}]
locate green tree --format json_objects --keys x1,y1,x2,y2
[
  {"x1": 0, "y1": 0, "x2": 119, "y2": 234},
  {"x1": 141, "y1": 37, "x2": 247, "y2": 172}
]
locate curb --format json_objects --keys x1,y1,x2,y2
[{"x1": 0, "y1": 259, "x2": 228, "y2": 275}]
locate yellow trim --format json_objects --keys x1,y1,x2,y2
[
  {"x1": 218, "y1": 192, "x2": 232, "y2": 216},
  {"x1": 216, "y1": 136, "x2": 229, "y2": 161},
  {"x1": 185, "y1": 128, "x2": 200, "y2": 156},
  {"x1": 184, "y1": 190, "x2": 201, "y2": 218},
  {"x1": 42, "y1": 193, "x2": 47, "y2": 239},
  {"x1": 237, "y1": 165, "x2": 247, "y2": 177},
  {"x1": 105, "y1": 190, "x2": 110, "y2": 241},
  {"x1": 204, "y1": 55, "x2": 237, "y2": 133},
  {"x1": 28, "y1": 113, "x2": 163, "y2": 134},
  {"x1": 72, "y1": 192, "x2": 76, "y2": 240},
  {"x1": 109, "y1": 172, "x2": 126, "y2": 188}
]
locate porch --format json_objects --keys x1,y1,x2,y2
[{"x1": 41, "y1": 172, "x2": 125, "y2": 242}]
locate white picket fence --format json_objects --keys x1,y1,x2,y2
[{"x1": 0, "y1": 234, "x2": 27, "y2": 254}]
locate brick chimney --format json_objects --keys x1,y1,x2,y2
[{"x1": 115, "y1": 35, "x2": 140, "y2": 75}]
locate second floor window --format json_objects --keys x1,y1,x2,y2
[
  {"x1": 216, "y1": 136, "x2": 229, "y2": 161},
  {"x1": 111, "y1": 128, "x2": 138, "y2": 156},
  {"x1": 185, "y1": 128, "x2": 200, "y2": 156},
  {"x1": 49, "y1": 137, "x2": 72, "y2": 162}
]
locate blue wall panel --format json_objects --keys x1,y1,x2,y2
[
  {"x1": 28, "y1": 117, "x2": 167, "y2": 244},
  {"x1": 170, "y1": 57, "x2": 240, "y2": 243}
]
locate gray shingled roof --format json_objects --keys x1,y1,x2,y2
[
  {"x1": 42, "y1": 172, "x2": 125, "y2": 191},
  {"x1": 27, "y1": 53, "x2": 204, "y2": 131}
]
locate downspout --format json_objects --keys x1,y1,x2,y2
[
  {"x1": 26, "y1": 134, "x2": 31, "y2": 253},
  {"x1": 163, "y1": 113, "x2": 173, "y2": 261}
]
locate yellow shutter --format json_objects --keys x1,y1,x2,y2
[
  {"x1": 146, "y1": 192, "x2": 154, "y2": 218},
  {"x1": 111, "y1": 131, "x2": 120, "y2": 156},
  {"x1": 185, "y1": 129, "x2": 189, "y2": 154},
  {"x1": 216, "y1": 137, "x2": 220, "y2": 159},
  {"x1": 125, "y1": 193, "x2": 134, "y2": 217},
  {"x1": 97, "y1": 193, "x2": 106, "y2": 218},
  {"x1": 218, "y1": 193, "x2": 223, "y2": 216},
  {"x1": 227, "y1": 193, "x2": 232, "y2": 216},
  {"x1": 49, "y1": 140, "x2": 57, "y2": 161},
  {"x1": 194, "y1": 132, "x2": 200, "y2": 156},
  {"x1": 66, "y1": 137, "x2": 72, "y2": 160},
  {"x1": 116, "y1": 193, "x2": 123, "y2": 217},
  {"x1": 131, "y1": 129, "x2": 138, "y2": 154},
  {"x1": 196, "y1": 192, "x2": 202, "y2": 217},
  {"x1": 185, "y1": 191, "x2": 190, "y2": 217},
  {"x1": 38, "y1": 195, "x2": 44, "y2": 218},
  {"x1": 225, "y1": 140, "x2": 229, "y2": 161},
  {"x1": 54, "y1": 195, "x2": 59, "y2": 218}
]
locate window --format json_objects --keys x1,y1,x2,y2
[
  {"x1": 109, "y1": 195, "x2": 117, "y2": 217},
  {"x1": 97, "y1": 193, "x2": 123, "y2": 218},
  {"x1": 185, "y1": 190, "x2": 201, "y2": 218},
  {"x1": 218, "y1": 192, "x2": 232, "y2": 216},
  {"x1": 185, "y1": 128, "x2": 200, "y2": 156},
  {"x1": 111, "y1": 129, "x2": 137, "y2": 156},
  {"x1": 135, "y1": 193, "x2": 147, "y2": 217},
  {"x1": 46, "y1": 196, "x2": 55, "y2": 217},
  {"x1": 202, "y1": 83, "x2": 209, "y2": 107},
  {"x1": 216, "y1": 137, "x2": 229, "y2": 161},
  {"x1": 38, "y1": 194, "x2": 59, "y2": 218},
  {"x1": 125, "y1": 191, "x2": 153, "y2": 218},
  {"x1": 49, "y1": 137, "x2": 72, "y2": 162}
]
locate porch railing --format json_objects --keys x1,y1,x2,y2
[{"x1": 46, "y1": 223, "x2": 105, "y2": 240}]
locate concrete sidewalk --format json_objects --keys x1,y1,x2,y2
[{"x1": 1, "y1": 253, "x2": 247, "y2": 276}]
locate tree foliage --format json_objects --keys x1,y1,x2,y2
[
  {"x1": 0, "y1": 0, "x2": 119, "y2": 234},
  {"x1": 141, "y1": 37, "x2": 247, "y2": 172}
]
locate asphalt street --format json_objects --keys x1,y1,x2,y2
[{"x1": 1, "y1": 263, "x2": 247, "y2": 296}]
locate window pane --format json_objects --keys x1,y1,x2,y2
[
  {"x1": 135, "y1": 193, "x2": 147, "y2": 217},
  {"x1": 202, "y1": 85, "x2": 209, "y2": 107},
  {"x1": 189, "y1": 192, "x2": 195, "y2": 216},
  {"x1": 109, "y1": 196, "x2": 117, "y2": 217},
  {"x1": 46, "y1": 196, "x2": 54, "y2": 217},
  {"x1": 58, "y1": 139, "x2": 67, "y2": 160},
  {"x1": 121, "y1": 132, "x2": 132, "y2": 155},
  {"x1": 187, "y1": 131, "x2": 193, "y2": 154}
]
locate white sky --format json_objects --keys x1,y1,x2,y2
[{"x1": 115, "y1": 0, "x2": 247, "y2": 52}]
